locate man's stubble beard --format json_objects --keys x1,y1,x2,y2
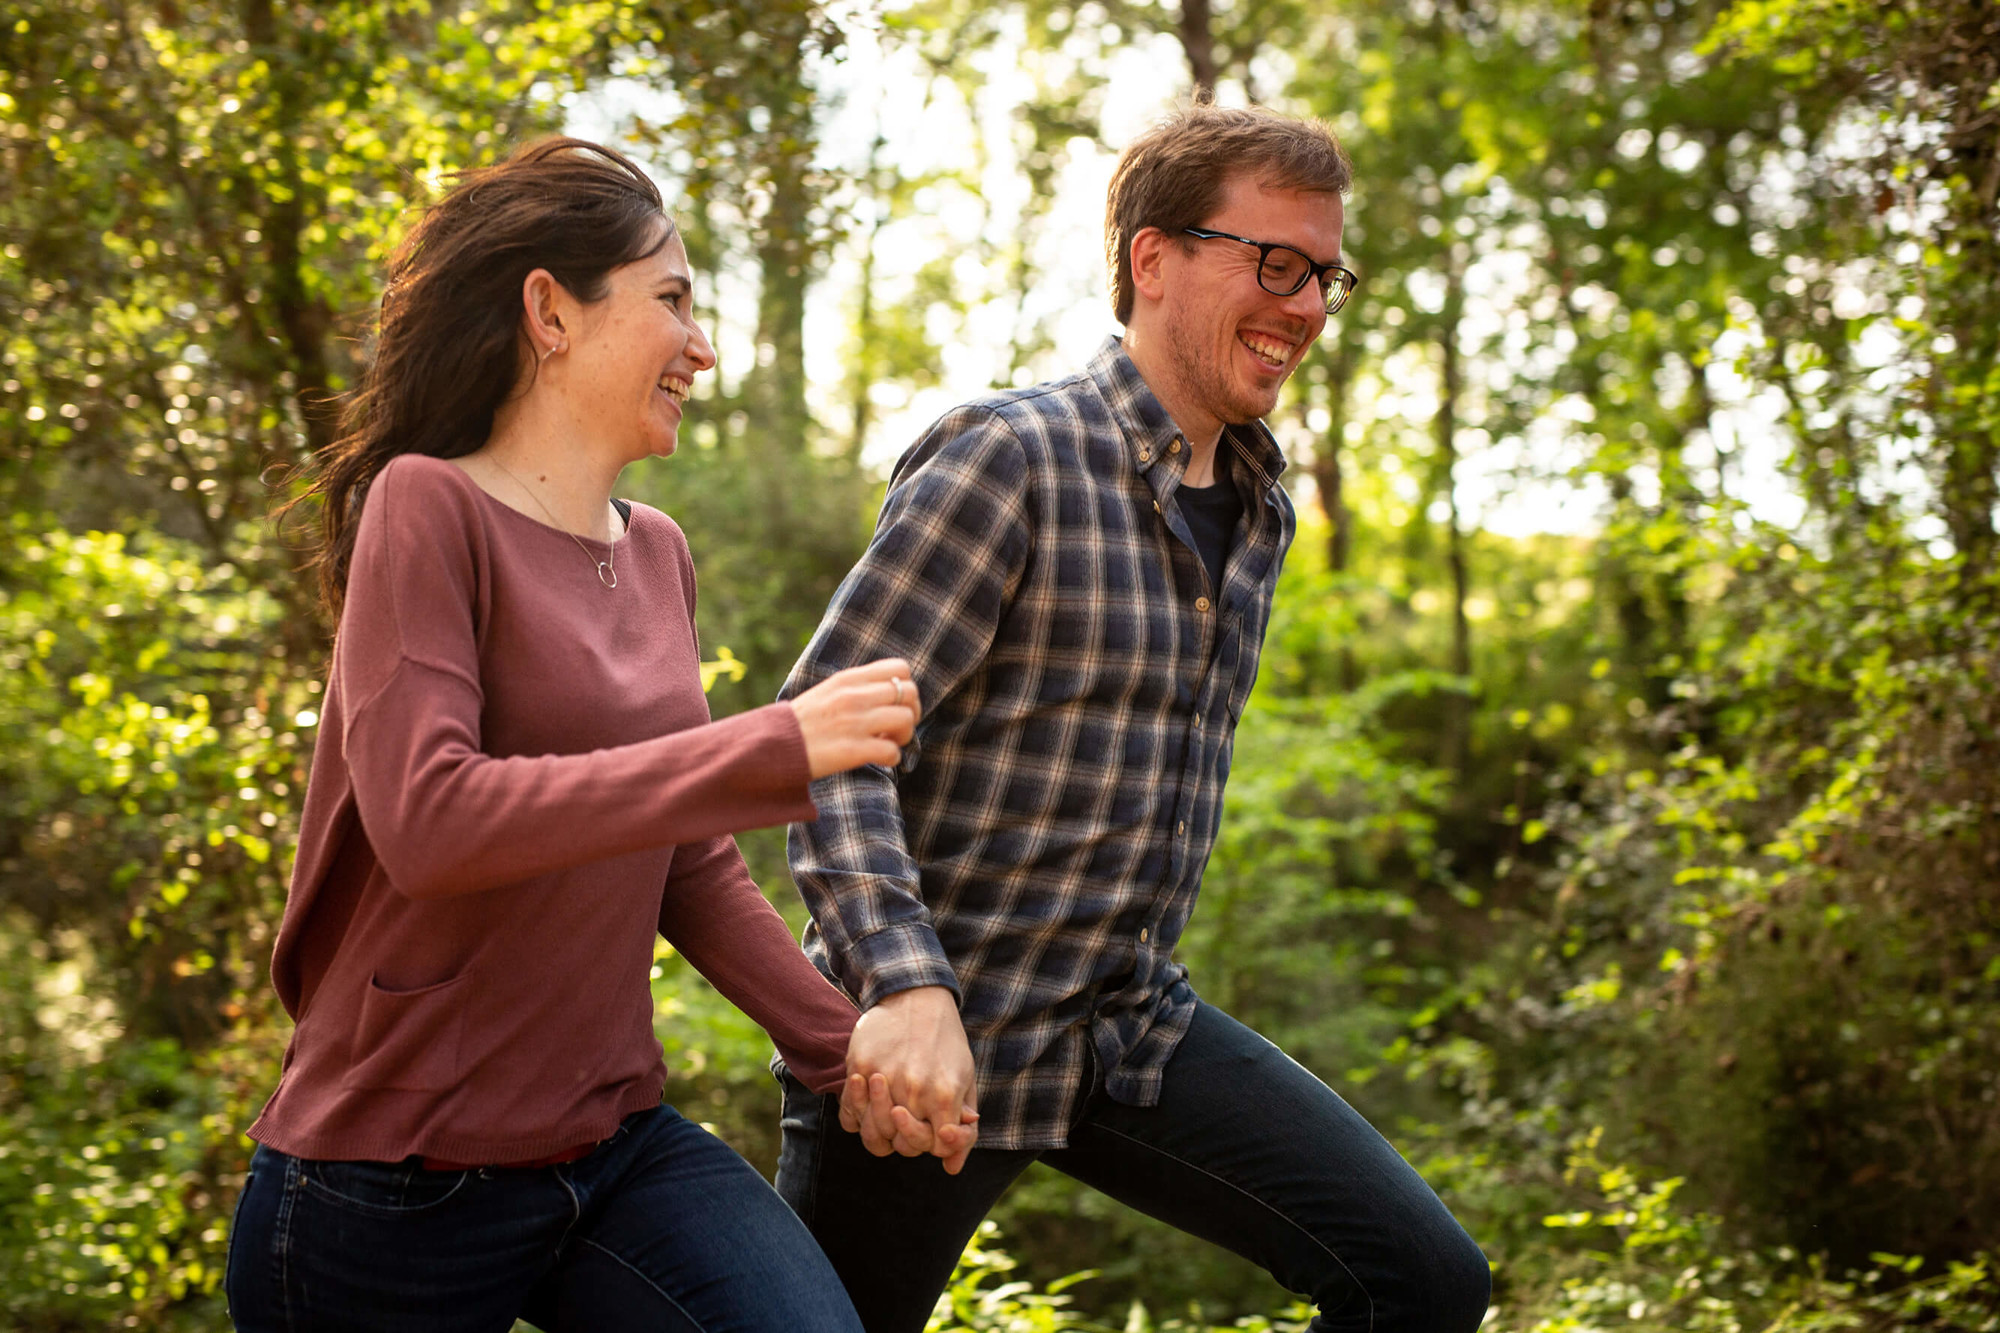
[{"x1": 1160, "y1": 293, "x2": 1282, "y2": 432}]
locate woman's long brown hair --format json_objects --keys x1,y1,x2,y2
[{"x1": 290, "y1": 137, "x2": 674, "y2": 620}]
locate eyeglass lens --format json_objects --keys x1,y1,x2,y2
[
  {"x1": 1258, "y1": 249, "x2": 1311, "y2": 293},
  {"x1": 1256, "y1": 247, "x2": 1351, "y2": 311}
]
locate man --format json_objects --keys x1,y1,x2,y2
[{"x1": 776, "y1": 103, "x2": 1489, "y2": 1333}]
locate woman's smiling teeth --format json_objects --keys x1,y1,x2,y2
[
  {"x1": 657, "y1": 374, "x2": 690, "y2": 402},
  {"x1": 1239, "y1": 332, "x2": 1293, "y2": 367}
]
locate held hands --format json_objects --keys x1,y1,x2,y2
[
  {"x1": 789, "y1": 659, "x2": 922, "y2": 780},
  {"x1": 840, "y1": 985, "x2": 980, "y2": 1174}
]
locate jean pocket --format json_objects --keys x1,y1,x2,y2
[
  {"x1": 341, "y1": 970, "x2": 468, "y2": 1092},
  {"x1": 299, "y1": 1157, "x2": 470, "y2": 1218}
]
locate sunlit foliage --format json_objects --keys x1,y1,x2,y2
[{"x1": 3, "y1": 0, "x2": 1996, "y2": 1327}]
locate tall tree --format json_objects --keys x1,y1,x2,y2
[{"x1": 1705, "y1": 0, "x2": 2000, "y2": 580}]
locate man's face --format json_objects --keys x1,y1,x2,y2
[{"x1": 1153, "y1": 174, "x2": 1344, "y2": 436}]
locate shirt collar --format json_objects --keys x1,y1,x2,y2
[{"x1": 1085, "y1": 335, "x2": 1289, "y2": 491}]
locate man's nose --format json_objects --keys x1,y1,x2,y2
[{"x1": 1277, "y1": 279, "x2": 1329, "y2": 335}]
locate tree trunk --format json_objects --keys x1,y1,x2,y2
[
  {"x1": 847, "y1": 130, "x2": 892, "y2": 460},
  {"x1": 748, "y1": 149, "x2": 813, "y2": 453},
  {"x1": 1308, "y1": 346, "x2": 1358, "y2": 689},
  {"x1": 244, "y1": 0, "x2": 333, "y2": 464},
  {"x1": 1177, "y1": 0, "x2": 1219, "y2": 97},
  {"x1": 1437, "y1": 257, "x2": 1471, "y2": 775},
  {"x1": 1310, "y1": 344, "x2": 1354, "y2": 576}
]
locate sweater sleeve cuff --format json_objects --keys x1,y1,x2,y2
[
  {"x1": 728, "y1": 700, "x2": 818, "y2": 824},
  {"x1": 848, "y1": 922, "x2": 961, "y2": 1011}
]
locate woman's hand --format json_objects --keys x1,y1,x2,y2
[
  {"x1": 788, "y1": 658, "x2": 922, "y2": 779},
  {"x1": 839, "y1": 985, "x2": 980, "y2": 1173}
]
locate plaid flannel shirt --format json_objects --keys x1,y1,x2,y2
[{"x1": 782, "y1": 337, "x2": 1295, "y2": 1149}]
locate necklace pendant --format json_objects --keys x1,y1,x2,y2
[{"x1": 597, "y1": 561, "x2": 618, "y2": 589}]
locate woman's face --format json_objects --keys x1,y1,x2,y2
[{"x1": 563, "y1": 229, "x2": 716, "y2": 462}]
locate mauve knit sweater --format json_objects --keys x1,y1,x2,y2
[{"x1": 249, "y1": 453, "x2": 856, "y2": 1165}]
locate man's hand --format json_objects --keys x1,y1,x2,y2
[{"x1": 839, "y1": 985, "x2": 980, "y2": 1174}]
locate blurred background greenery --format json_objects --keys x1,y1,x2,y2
[{"x1": 3, "y1": 0, "x2": 1997, "y2": 1328}]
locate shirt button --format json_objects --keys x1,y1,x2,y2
[
  {"x1": 1139, "y1": 927, "x2": 1150, "y2": 943},
  {"x1": 1193, "y1": 712, "x2": 1202, "y2": 727},
  {"x1": 1177, "y1": 820, "x2": 1186, "y2": 836},
  {"x1": 1152, "y1": 500, "x2": 1161, "y2": 512},
  {"x1": 1169, "y1": 439, "x2": 1183, "y2": 454},
  {"x1": 1195, "y1": 596, "x2": 1211, "y2": 612},
  {"x1": 1139, "y1": 448, "x2": 1151, "y2": 462}
]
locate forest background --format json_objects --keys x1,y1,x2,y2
[{"x1": 3, "y1": 0, "x2": 1998, "y2": 1329}]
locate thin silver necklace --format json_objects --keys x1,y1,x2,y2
[{"x1": 487, "y1": 454, "x2": 619, "y2": 588}]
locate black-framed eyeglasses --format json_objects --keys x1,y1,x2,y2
[{"x1": 1180, "y1": 227, "x2": 1359, "y2": 315}]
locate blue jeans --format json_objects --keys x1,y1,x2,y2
[
  {"x1": 776, "y1": 1001, "x2": 1489, "y2": 1333},
  {"x1": 226, "y1": 1104, "x2": 863, "y2": 1333}
]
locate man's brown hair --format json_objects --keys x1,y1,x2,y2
[{"x1": 1104, "y1": 103, "x2": 1352, "y2": 324}]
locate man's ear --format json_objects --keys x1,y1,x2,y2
[{"x1": 1129, "y1": 226, "x2": 1172, "y2": 306}]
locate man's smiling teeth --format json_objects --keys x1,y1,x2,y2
[
  {"x1": 657, "y1": 374, "x2": 690, "y2": 401},
  {"x1": 1239, "y1": 333, "x2": 1292, "y2": 367}
]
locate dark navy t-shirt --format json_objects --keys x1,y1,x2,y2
[{"x1": 1176, "y1": 449, "x2": 1244, "y2": 596}]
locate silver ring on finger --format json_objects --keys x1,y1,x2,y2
[{"x1": 891, "y1": 677, "x2": 906, "y2": 706}]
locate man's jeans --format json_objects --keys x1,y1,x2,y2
[
  {"x1": 226, "y1": 1104, "x2": 863, "y2": 1333},
  {"x1": 777, "y1": 1001, "x2": 1490, "y2": 1333}
]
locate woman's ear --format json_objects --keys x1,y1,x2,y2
[{"x1": 521, "y1": 268, "x2": 568, "y2": 362}]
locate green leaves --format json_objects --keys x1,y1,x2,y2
[
  {"x1": 2, "y1": 0, "x2": 1997, "y2": 1325},
  {"x1": 0, "y1": 525, "x2": 307, "y2": 1022}
]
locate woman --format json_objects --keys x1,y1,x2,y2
[{"x1": 225, "y1": 137, "x2": 917, "y2": 1332}]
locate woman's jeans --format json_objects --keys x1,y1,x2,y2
[
  {"x1": 777, "y1": 1001, "x2": 1490, "y2": 1333},
  {"x1": 225, "y1": 1103, "x2": 863, "y2": 1333}
]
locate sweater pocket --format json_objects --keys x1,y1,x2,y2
[{"x1": 342, "y1": 971, "x2": 468, "y2": 1092}]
